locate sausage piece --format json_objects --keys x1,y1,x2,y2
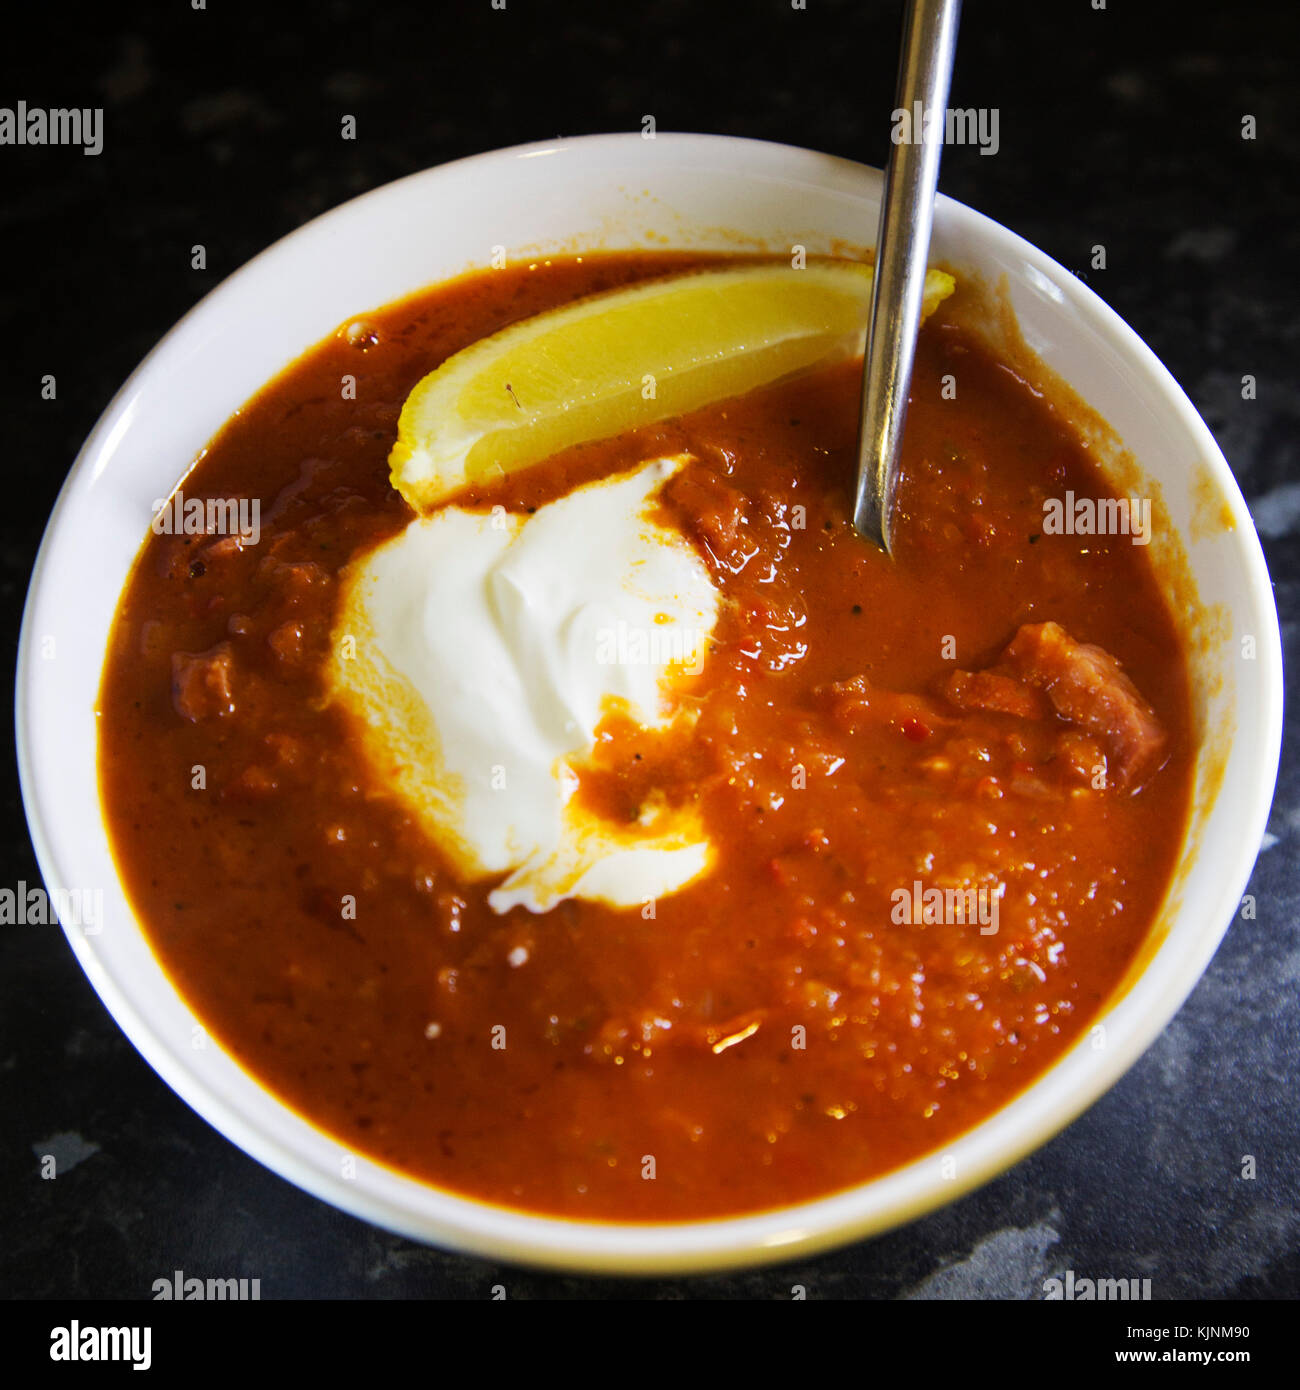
[
  {"x1": 171, "y1": 643, "x2": 236, "y2": 721},
  {"x1": 1001, "y1": 621, "x2": 1167, "y2": 789},
  {"x1": 942, "y1": 668, "x2": 1048, "y2": 721}
]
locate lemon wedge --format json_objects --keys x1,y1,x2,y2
[{"x1": 389, "y1": 260, "x2": 956, "y2": 511}]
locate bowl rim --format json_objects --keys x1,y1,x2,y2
[{"x1": 15, "y1": 131, "x2": 1284, "y2": 1276}]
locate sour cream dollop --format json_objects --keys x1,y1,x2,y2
[{"x1": 329, "y1": 456, "x2": 719, "y2": 913}]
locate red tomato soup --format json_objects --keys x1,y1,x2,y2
[{"x1": 98, "y1": 254, "x2": 1193, "y2": 1220}]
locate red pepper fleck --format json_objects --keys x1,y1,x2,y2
[{"x1": 901, "y1": 717, "x2": 929, "y2": 743}]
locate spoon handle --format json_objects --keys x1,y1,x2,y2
[{"x1": 854, "y1": 0, "x2": 963, "y2": 552}]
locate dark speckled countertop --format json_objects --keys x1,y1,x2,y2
[{"x1": 1, "y1": 0, "x2": 1295, "y2": 1300}]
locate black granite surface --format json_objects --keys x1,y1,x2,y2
[{"x1": 1, "y1": 0, "x2": 1296, "y2": 1300}]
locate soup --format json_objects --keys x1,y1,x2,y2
[{"x1": 97, "y1": 253, "x2": 1193, "y2": 1220}]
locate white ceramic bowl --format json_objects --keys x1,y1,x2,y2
[{"x1": 17, "y1": 134, "x2": 1283, "y2": 1274}]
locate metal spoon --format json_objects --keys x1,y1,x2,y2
[{"x1": 853, "y1": 0, "x2": 963, "y2": 552}]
